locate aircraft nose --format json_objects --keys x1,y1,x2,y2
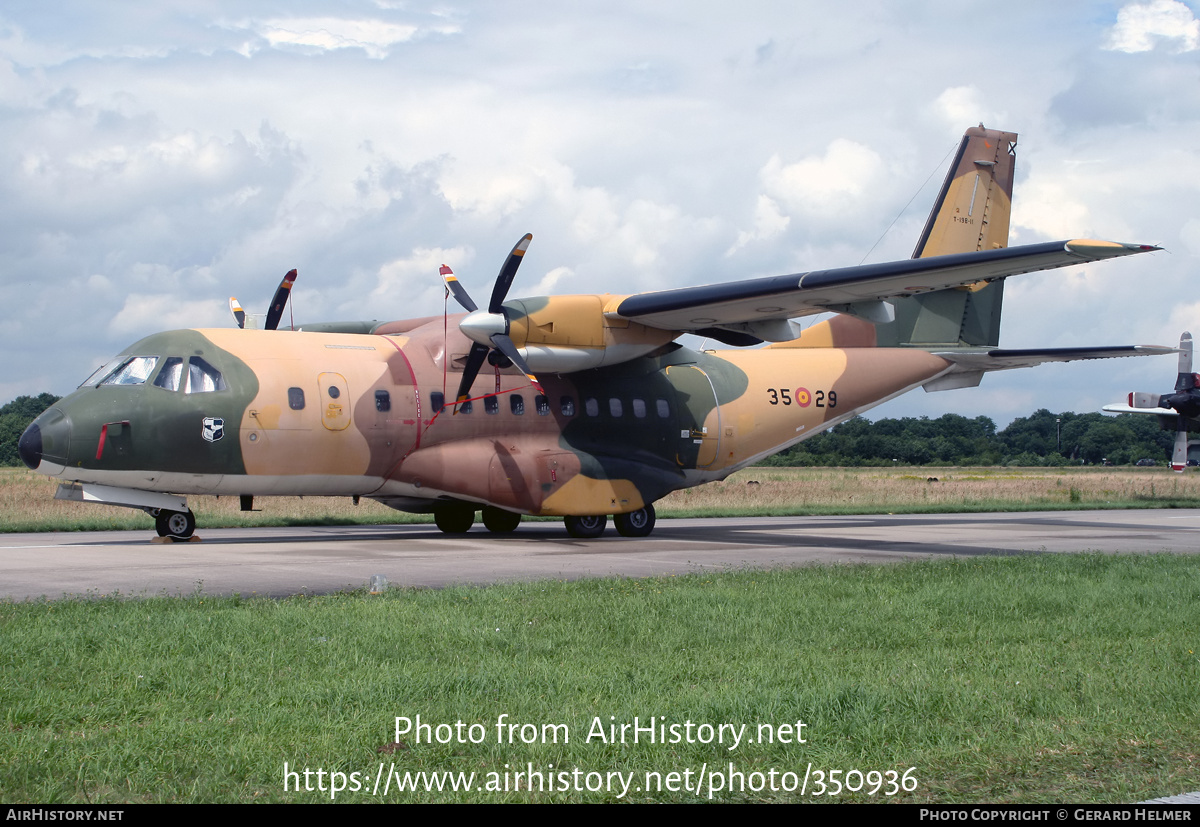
[
  {"x1": 19, "y1": 408, "x2": 71, "y2": 473},
  {"x1": 18, "y1": 422, "x2": 41, "y2": 469}
]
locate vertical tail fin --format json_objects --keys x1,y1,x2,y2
[{"x1": 876, "y1": 125, "x2": 1018, "y2": 348}]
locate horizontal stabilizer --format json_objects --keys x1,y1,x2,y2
[
  {"x1": 935, "y1": 344, "x2": 1176, "y2": 372},
  {"x1": 920, "y1": 344, "x2": 1176, "y2": 392}
]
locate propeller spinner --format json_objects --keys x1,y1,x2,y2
[{"x1": 442, "y1": 234, "x2": 543, "y2": 408}]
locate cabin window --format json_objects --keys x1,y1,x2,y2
[
  {"x1": 288, "y1": 387, "x2": 305, "y2": 410},
  {"x1": 632, "y1": 398, "x2": 647, "y2": 418},
  {"x1": 510, "y1": 394, "x2": 525, "y2": 415},
  {"x1": 535, "y1": 395, "x2": 550, "y2": 416},
  {"x1": 458, "y1": 399, "x2": 473, "y2": 414},
  {"x1": 585, "y1": 397, "x2": 599, "y2": 417},
  {"x1": 153, "y1": 357, "x2": 184, "y2": 391},
  {"x1": 100, "y1": 356, "x2": 158, "y2": 386},
  {"x1": 560, "y1": 396, "x2": 576, "y2": 416},
  {"x1": 376, "y1": 390, "x2": 391, "y2": 412},
  {"x1": 609, "y1": 398, "x2": 623, "y2": 417},
  {"x1": 485, "y1": 396, "x2": 499, "y2": 415},
  {"x1": 656, "y1": 398, "x2": 671, "y2": 418},
  {"x1": 185, "y1": 357, "x2": 226, "y2": 394},
  {"x1": 430, "y1": 391, "x2": 444, "y2": 413}
]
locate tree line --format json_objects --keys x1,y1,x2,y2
[
  {"x1": 0, "y1": 394, "x2": 61, "y2": 467},
  {"x1": 762, "y1": 409, "x2": 1175, "y2": 467},
  {"x1": 0, "y1": 395, "x2": 1178, "y2": 468}
]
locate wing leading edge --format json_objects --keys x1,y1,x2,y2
[{"x1": 614, "y1": 240, "x2": 1158, "y2": 338}]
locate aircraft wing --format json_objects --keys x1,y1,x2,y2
[
  {"x1": 1101, "y1": 403, "x2": 1176, "y2": 415},
  {"x1": 614, "y1": 239, "x2": 1157, "y2": 333}
]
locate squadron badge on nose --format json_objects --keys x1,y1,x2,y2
[{"x1": 202, "y1": 417, "x2": 225, "y2": 443}]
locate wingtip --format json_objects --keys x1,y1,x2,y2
[{"x1": 1064, "y1": 239, "x2": 1163, "y2": 257}]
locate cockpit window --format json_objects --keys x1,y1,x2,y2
[
  {"x1": 100, "y1": 356, "x2": 159, "y2": 386},
  {"x1": 185, "y1": 357, "x2": 226, "y2": 394},
  {"x1": 80, "y1": 359, "x2": 119, "y2": 388},
  {"x1": 153, "y1": 357, "x2": 184, "y2": 391}
]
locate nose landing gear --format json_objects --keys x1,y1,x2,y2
[{"x1": 154, "y1": 509, "x2": 196, "y2": 540}]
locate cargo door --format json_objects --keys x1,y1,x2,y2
[{"x1": 665, "y1": 365, "x2": 720, "y2": 468}]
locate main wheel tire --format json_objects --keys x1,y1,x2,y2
[
  {"x1": 434, "y1": 506, "x2": 475, "y2": 534},
  {"x1": 614, "y1": 504, "x2": 656, "y2": 538},
  {"x1": 564, "y1": 514, "x2": 607, "y2": 539},
  {"x1": 481, "y1": 506, "x2": 521, "y2": 533},
  {"x1": 155, "y1": 509, "x2": 196, "y2": 539}
]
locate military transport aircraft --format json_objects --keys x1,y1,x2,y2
[
  {"x1": 18, "y1": 126, "x2": 1172, "y2": 539},
  {"x1": 1103, "y1": 332, "x2": 1199, "y2": 471}
]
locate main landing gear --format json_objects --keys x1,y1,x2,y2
[
  {"x1": 431, "y1": 503, "x2": 658, "y2": 538},
  {"x1": 565, "y1": 504, "x2": 656, "y2": 539},
  {"x1": 433, "y1": 505, "x2": 523, "y2": 535},
  {"x1": 154, "y1": 508, "x2": 196, "y2": 539}
]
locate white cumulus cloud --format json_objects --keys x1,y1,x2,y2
[
  {"x1": 759, "y1": 139, "x2": 883, "y2": 216},
  {"x1": 1107, "y1": 0, "x2": 1199, "y2": 53}
]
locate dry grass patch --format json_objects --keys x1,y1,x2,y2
[
  {"x1": 4, "y1": 465, "x2": 1200, "y2": 532},
  {"x1": 657, "y1": 466, "x2": 1200, "y2": 515}
]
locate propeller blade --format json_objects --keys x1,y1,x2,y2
[
  {"x1": 229, "y1": 297, "x2": 246, "y2": 329},
  {"x1": 454, "y1": 342, "x2": 490, "y2": 411},
  {"x1": 1172, "y1": 427, "x2": 1189, "y2": 472},
  {"x1": 264, "y1": 269, "x2": 298, "y2": 331},
  {"x1": 488, "y1": 233, "x2": 533, "y2": 314},
  {"x1": 490, "y1": 333, "x2": 544, "y2": 394},
  {"x1": 441, "y1": 265, "x2": 478, "y2": 313},
  {"x1": 1176, "y1": 332, "x2": 1194, "y2": 391}
]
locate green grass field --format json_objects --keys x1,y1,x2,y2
[
  {"x1": 3, "y1": 466, "x2": 1199, "y2": 803},
  {"x1": 3, "y1": 554, "x2": 1198, "y2": 803}
]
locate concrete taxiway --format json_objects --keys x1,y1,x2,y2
[{"x1": 2, "y1": 509, "x2": 1199, "y2": 601}]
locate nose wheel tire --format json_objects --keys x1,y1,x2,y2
[
  {"x1": 434, "y1": 506, "x2": 475, "y2": 534},
  {"x1": 155, "y1": 509, "x2": 196, "y2": 539},
  {"x1": 564, "y1": 514, "x2": 607, "y2": 538},
  {"x1": 482, "y1": 506, "x2": 521, "y2": 533},
  {"x1": 614, "y1": 504, "x2": 656, "y2": 538}
]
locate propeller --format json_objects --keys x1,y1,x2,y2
[
  {"x1": 441, "y1": 234, "x2": 543, "y2": 408},
  {"x1": 1127, "y1": 332, "x2": 1197, "y2": 471},
  {"x1": 264, "y1": 269, "x2": 298, "y2": 330},
  {"x1": 229, "y1": 297, "x2": 246, "y2": 329},
  {"x1": 229, "y1": 269, "x2": 298, "y2": 330}
]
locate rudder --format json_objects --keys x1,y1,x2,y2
[{"x1": 876, "y1": 125, "x2": 1018, "y2": 348}]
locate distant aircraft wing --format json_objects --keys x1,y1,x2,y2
[
  {"x1": 614, "y1": 239, "x2": 1157, "y2": 334},
  {"x1": 1101, "y1": 402, "x2": 1176, "y2": 415}
]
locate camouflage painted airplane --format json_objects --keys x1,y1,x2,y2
[
  {"x1": 1103, "y1": 331, "x2": 1199, "y2": 471},
  {"x1": 18, "y1": 126, "x2": 1171, "y2": 539}
]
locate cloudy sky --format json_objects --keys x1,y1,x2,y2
[{"x1": 2, "y1": 0, "x2": 1198, "y2": 425}]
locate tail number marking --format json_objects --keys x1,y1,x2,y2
[{"x1": 766, "y1": 388, "x2": 837, "y2": 409}]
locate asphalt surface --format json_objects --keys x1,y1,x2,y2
[{"x1": 2, "y1": 509, "x2": 1199, "y2": 601}]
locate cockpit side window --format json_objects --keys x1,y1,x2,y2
[
  {"x1": 185, "y1": 357, "x2": 226, "y2": 394},
  {"x1": 100, "y1": 356, "x2": 159, "y2": 386},
  {"x1": 80, "y1": 359, "x2": 119, "y2": 388},
  {"x1": 153, "y1": 357, "x2": 184, "y2": 391}
]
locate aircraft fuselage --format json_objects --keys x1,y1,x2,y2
[{"x1": 21, "y1": 318, "x2": 953, "y2": 521}]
